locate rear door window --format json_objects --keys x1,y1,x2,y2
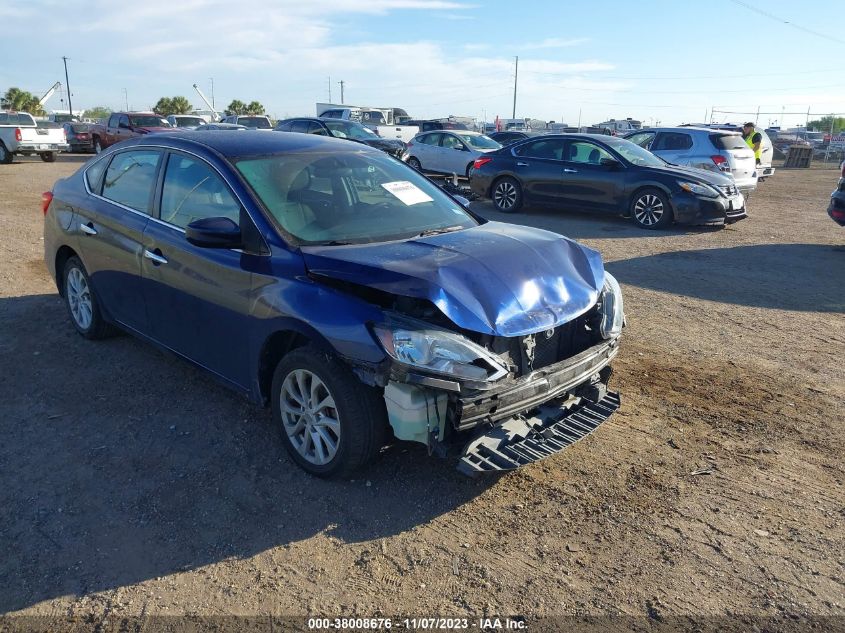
[
  {"x1": 85, "y1": 157, "x2": 108, "y2": 194},
  {"x1": 102, "y1": 150, "x2": 162, "y2": 214},
  {"x1": 307, "y1": 121, "x2": 329, "y2": 136},
  {"x1": 515, "y1": 138, "x2": 566, "y2": 160},
  {"x1": 160, "y1": 153, "x2": 241, "y2": 229},
  {"x1": 419, "y1": 133, "x2": 443, "y2": 146},
  {"x1": 710, "y1": 133, "x2": 748, "y2": 150},
  {"x1": 652, "y1": 132, "x2": 693, "y2": 151}
]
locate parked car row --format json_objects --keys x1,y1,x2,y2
[{"x1": 828, "y1": 159, "x2": 845, "y2": 227}]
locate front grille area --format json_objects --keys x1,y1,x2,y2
[
  {"x1": 472, "y1": 306, "x2": 601, "y2": 378},
  {"x1": 719, "y1": 184, "x2": 739, "y2": 197}
]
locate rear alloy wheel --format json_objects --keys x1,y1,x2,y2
[
  {"x1": 63, "y1": 256, "x2": 112, "y2": 339},
  {"x1": 492, "y1": 177, "x2": 523, "y2": 213},
  {"x1": 407, "y1": 156, "x2": 422, "y2": 171},
  {"x1": 271, "y1": 346, "x2": 386, "y2": 477},
  {"x1": 0, "y1": 142, "x2": 12, "y2": 164},
  {"x1": 631, "y1": 188, "x2": 673, "y2": 229}
]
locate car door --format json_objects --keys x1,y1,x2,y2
[
  {"x1": 414, "y1": 133, "x2": 442, "y2": 170},
  {"x1": 140, "y1": 150, "x2": 256, "y2": 388},
  {"x1": 511, "y1": 138, "x2": 569, "y2": 206},
  {"x1": 558, "y1": 139, "x2": 626, "y2": 211},
  {"x1": 76, "y1": 148, "x2": 162, "y2": 333},
  {"x1": 438, "y1": 133, "x2": 469, "y2": 174},
  {"x1": 650, "y1": 131, "x2": 694, "y2": 166}
]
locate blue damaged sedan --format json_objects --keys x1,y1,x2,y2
[{"x1": 42, "y1": 131, "x2": 624, "y2": 477}]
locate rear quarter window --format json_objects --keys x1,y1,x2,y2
[
  {"x1": 85, "y1": 157, "x2": 108, "y2": 194},
  {"x1": 710, "y1": 133, "x2": 748, "y2": 150}
]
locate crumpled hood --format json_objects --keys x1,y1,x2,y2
[{"x1": 301, "y1": 222, "x2": 605, "y2": 337}]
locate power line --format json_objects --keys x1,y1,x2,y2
[
  {"x1": 523, "y1": 66, "x2": 841, "y2": 81},
  {"x1": 726, "y1": 0, "x2": 845, "y2": 45}
]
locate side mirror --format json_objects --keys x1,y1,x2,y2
[
  {"x1": 452, "y1": 145, "x2": 466, "y2": 151},
  {"x1": 600, "y1": 158, "x2": 621, "y2": 168},
  {"x1": 186, "y1": 216, "x2": 242, "y2": 249}
]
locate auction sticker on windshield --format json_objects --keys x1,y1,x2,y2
[{"x1": 381, "y1": 181, "x2": 433, "y2": 205}]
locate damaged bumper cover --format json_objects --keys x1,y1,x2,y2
[
  {"x1": 458, "y1": 391, "x2": 621, "y2": 475},
  {"x1": 454, "y1": 337, "x2": 620, "y2": 430}
]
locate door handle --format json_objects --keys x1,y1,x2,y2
[
  {"x1": 516, "y1": 161, "x2": 529, "y2": 167},
  {"x1": 80, "y1": 222, "x2": 98, "y2": 236},
  {"x1": 143, "y1": 249, "x2": 168, "y2": 265},
  {"x1": 563, "y1": 168, "x2": 578, "y2": 174}
]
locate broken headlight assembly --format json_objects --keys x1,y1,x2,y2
[
  {"x1": 598, "y1": 272, "x2": 625, "y2": 339},
  {"x1": 372, "y1": 320, "x2": 508, "y2": 383}
]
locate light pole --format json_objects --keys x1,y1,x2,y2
[
  {"x1": 209, "y1": 78, "x2": 215, "y2": 109},
  {"x1": 62, "y1": 56, "x2": 73, "y2": 116},
  {"x1": 123, "y1": 88, "x2": 129, "y2": 111}
]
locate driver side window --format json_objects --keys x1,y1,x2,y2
[
  {"x1": 440, "y1": 134, "x2": 462, "y2": 149},
  {"x1": 160, "y1": 154, "x2": 241, "y2": 230}
]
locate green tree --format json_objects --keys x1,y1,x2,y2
[
  {"x1": 169, "y1": 96, "x2": 192, "y2": 114},
  {"x1": 153, "y1": 96, "x2": 192, "y2": 116},
  {"x1": 1, "y1": 87, "x2": 45, "y2": 115},
  {"x1": 245, "y1": 101, "x2": 265, "y2": 115},
  {"x1": 807, "y1": 116, "x2": 845, "y2": 134},
  {"x1": 83, "y1": 106, "x2": 111, "y2": 121},
  {"x1": 225, "y1": 99, "x2": 246, "y2": 116}
]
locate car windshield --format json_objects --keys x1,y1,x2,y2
[
  {"x1": 611, "y1": 139, "x2": 666, "y2": 167},
  {"x1": 239, "y1": 117, "x2": 272, "y2": 129},
  {"x1": 129, "y1": 115, "x2": 170, "y2": 127},
  {"x1": 323, "y1": 120, "x2": 378, "y2": 140},
  {"x1": 174, "y1": 117, "x2": 204, "y2": 127},
  {"x1": 456, "y1": 134, "x2": 501, "y2": 150},
  {"x1": 235, "y1": 150, "x2": 478, "y2": 245}
]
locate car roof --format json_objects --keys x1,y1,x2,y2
[
  {"x1": 127, "y1": 129, "x2": 382, "y2": 158},
  {"x1": 633, "y1": 126, "x2": 739, "y2": 135}
]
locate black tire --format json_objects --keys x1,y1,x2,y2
[
  {"x1": 271, "y1": 346, "x2": 387, "y2": 478},
  {"x1": 62, "y1": 256, "x2": 113, "y2": 339},
  {"x1": 630, "y1": 187, "x2": 673, "y2": 229},
  {"x1": 93, "y1": 137, "x2": 103, "y2": 154},
  {"x1": 407, "y1": 156, "x2": 422, "y2": 171},
  {"x1": 40, "y1": 152, "x2": 57, "y2": 163},
  {"x1": 0, "y1": 141, "x2": 12, "y2": 164},
  {"x1": 491, "y1": 176, "x2": 523, "y2": 213}
]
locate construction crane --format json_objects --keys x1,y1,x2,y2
[
  {"x1": 38, "y1": 82, "x2": 62, "y2": 107},
  {"x1": 192, "y1": 83, "x2": 221, "y2": 121}
]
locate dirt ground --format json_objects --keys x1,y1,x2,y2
[{"x1": 1, "y1": 154, "x2": 843, "y2": 625}]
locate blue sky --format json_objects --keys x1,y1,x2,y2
[{"x1": 1, "y1": 0, "x2": 842, "y2": 127}]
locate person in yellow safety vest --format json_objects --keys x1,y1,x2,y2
[{"x1": 742, "y1": 122, "x2": 762, "y2": 165}]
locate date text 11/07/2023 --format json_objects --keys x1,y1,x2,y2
[{"x1": 307, "y1": 617, "x2": 527, "y2": 630}]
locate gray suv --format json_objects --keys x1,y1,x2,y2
[{"x1": 625, "y1": 127, "x2": 758, "y2": 194}]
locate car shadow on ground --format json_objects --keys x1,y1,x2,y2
[
  {"x1": 0, "y1": 293, "x2": 495, "y2": 612},
  {"x1": 468, "y1": 200, "x2": 724, "y2": 241},
  {"x1": 607, "y1": 243, "x2": 845, "y2": 312}
]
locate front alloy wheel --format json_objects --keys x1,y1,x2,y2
[
  {"x1": 492, "y1": 177, "x2": 523, "y2": 213},
  {"x1": 631, "y1": 189, "x2": 672, "y2": 229},
  {"x1": 271, "y1": 346, "x2": 387, "y2": 477},
  {"x1": 280, "y1": 369, "x2": 341, "y2": 466}
]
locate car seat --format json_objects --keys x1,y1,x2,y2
[{"x1": 588, "y1": 148, "x2": 601, "y2": 164}]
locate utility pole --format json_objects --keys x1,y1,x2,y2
[
  {"x1": 209, "y1": 78, "x2": 215, "y2": 108},
  {"x1": 338, "y1": 80, "x2": 345, "y2": 104},
  {"x1": 328, "y1": 76, "x2": 332, "y2": 102},
  {"x1": 512, "y1": 56, "x2": 518, "y2": 119},
  {"x1": 123, "y1": 88, "x2": 129, "y2": 111},
  {"x1": 62, "y1": 56, "x2": 73, "y2": 116}
]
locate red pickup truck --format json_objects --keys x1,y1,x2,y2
[{"x1": 90, "y1": 112, "x2": 173, "y2": 153}]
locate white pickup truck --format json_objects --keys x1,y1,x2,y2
[
  {"x1": 316, "y1": 103, "x2": 419, "y2": 142},
  {"x1": 0, "y1": 111, "x2": 69, "y2": 163}
]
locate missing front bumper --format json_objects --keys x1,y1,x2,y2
[{"x1": 457, "y1": 391, "x2": 620, "y2": 475}]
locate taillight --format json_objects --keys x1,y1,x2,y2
[
  {"x1": 710, "y1": 155, "x2": 730, "y2": 172},
  {"x1": 15, "y1": 128, "x2": 22, "y2": 142},
  {"x1": 473, "y1": 157, "x2": 493, "y2": 169},
  {"x1": 77, "y1": 133, "x2": 90, "y2": 139},
  {"x1": 41, "y1": 192, "x2": 53, "y2": 216}
]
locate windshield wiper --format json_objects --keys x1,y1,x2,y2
[
  {"x1": 417, "y1": 226, "x2": 463, "y2": 238},
  {"x1": 310, "y1": 240, "x2": 352, "y2": 246}
]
